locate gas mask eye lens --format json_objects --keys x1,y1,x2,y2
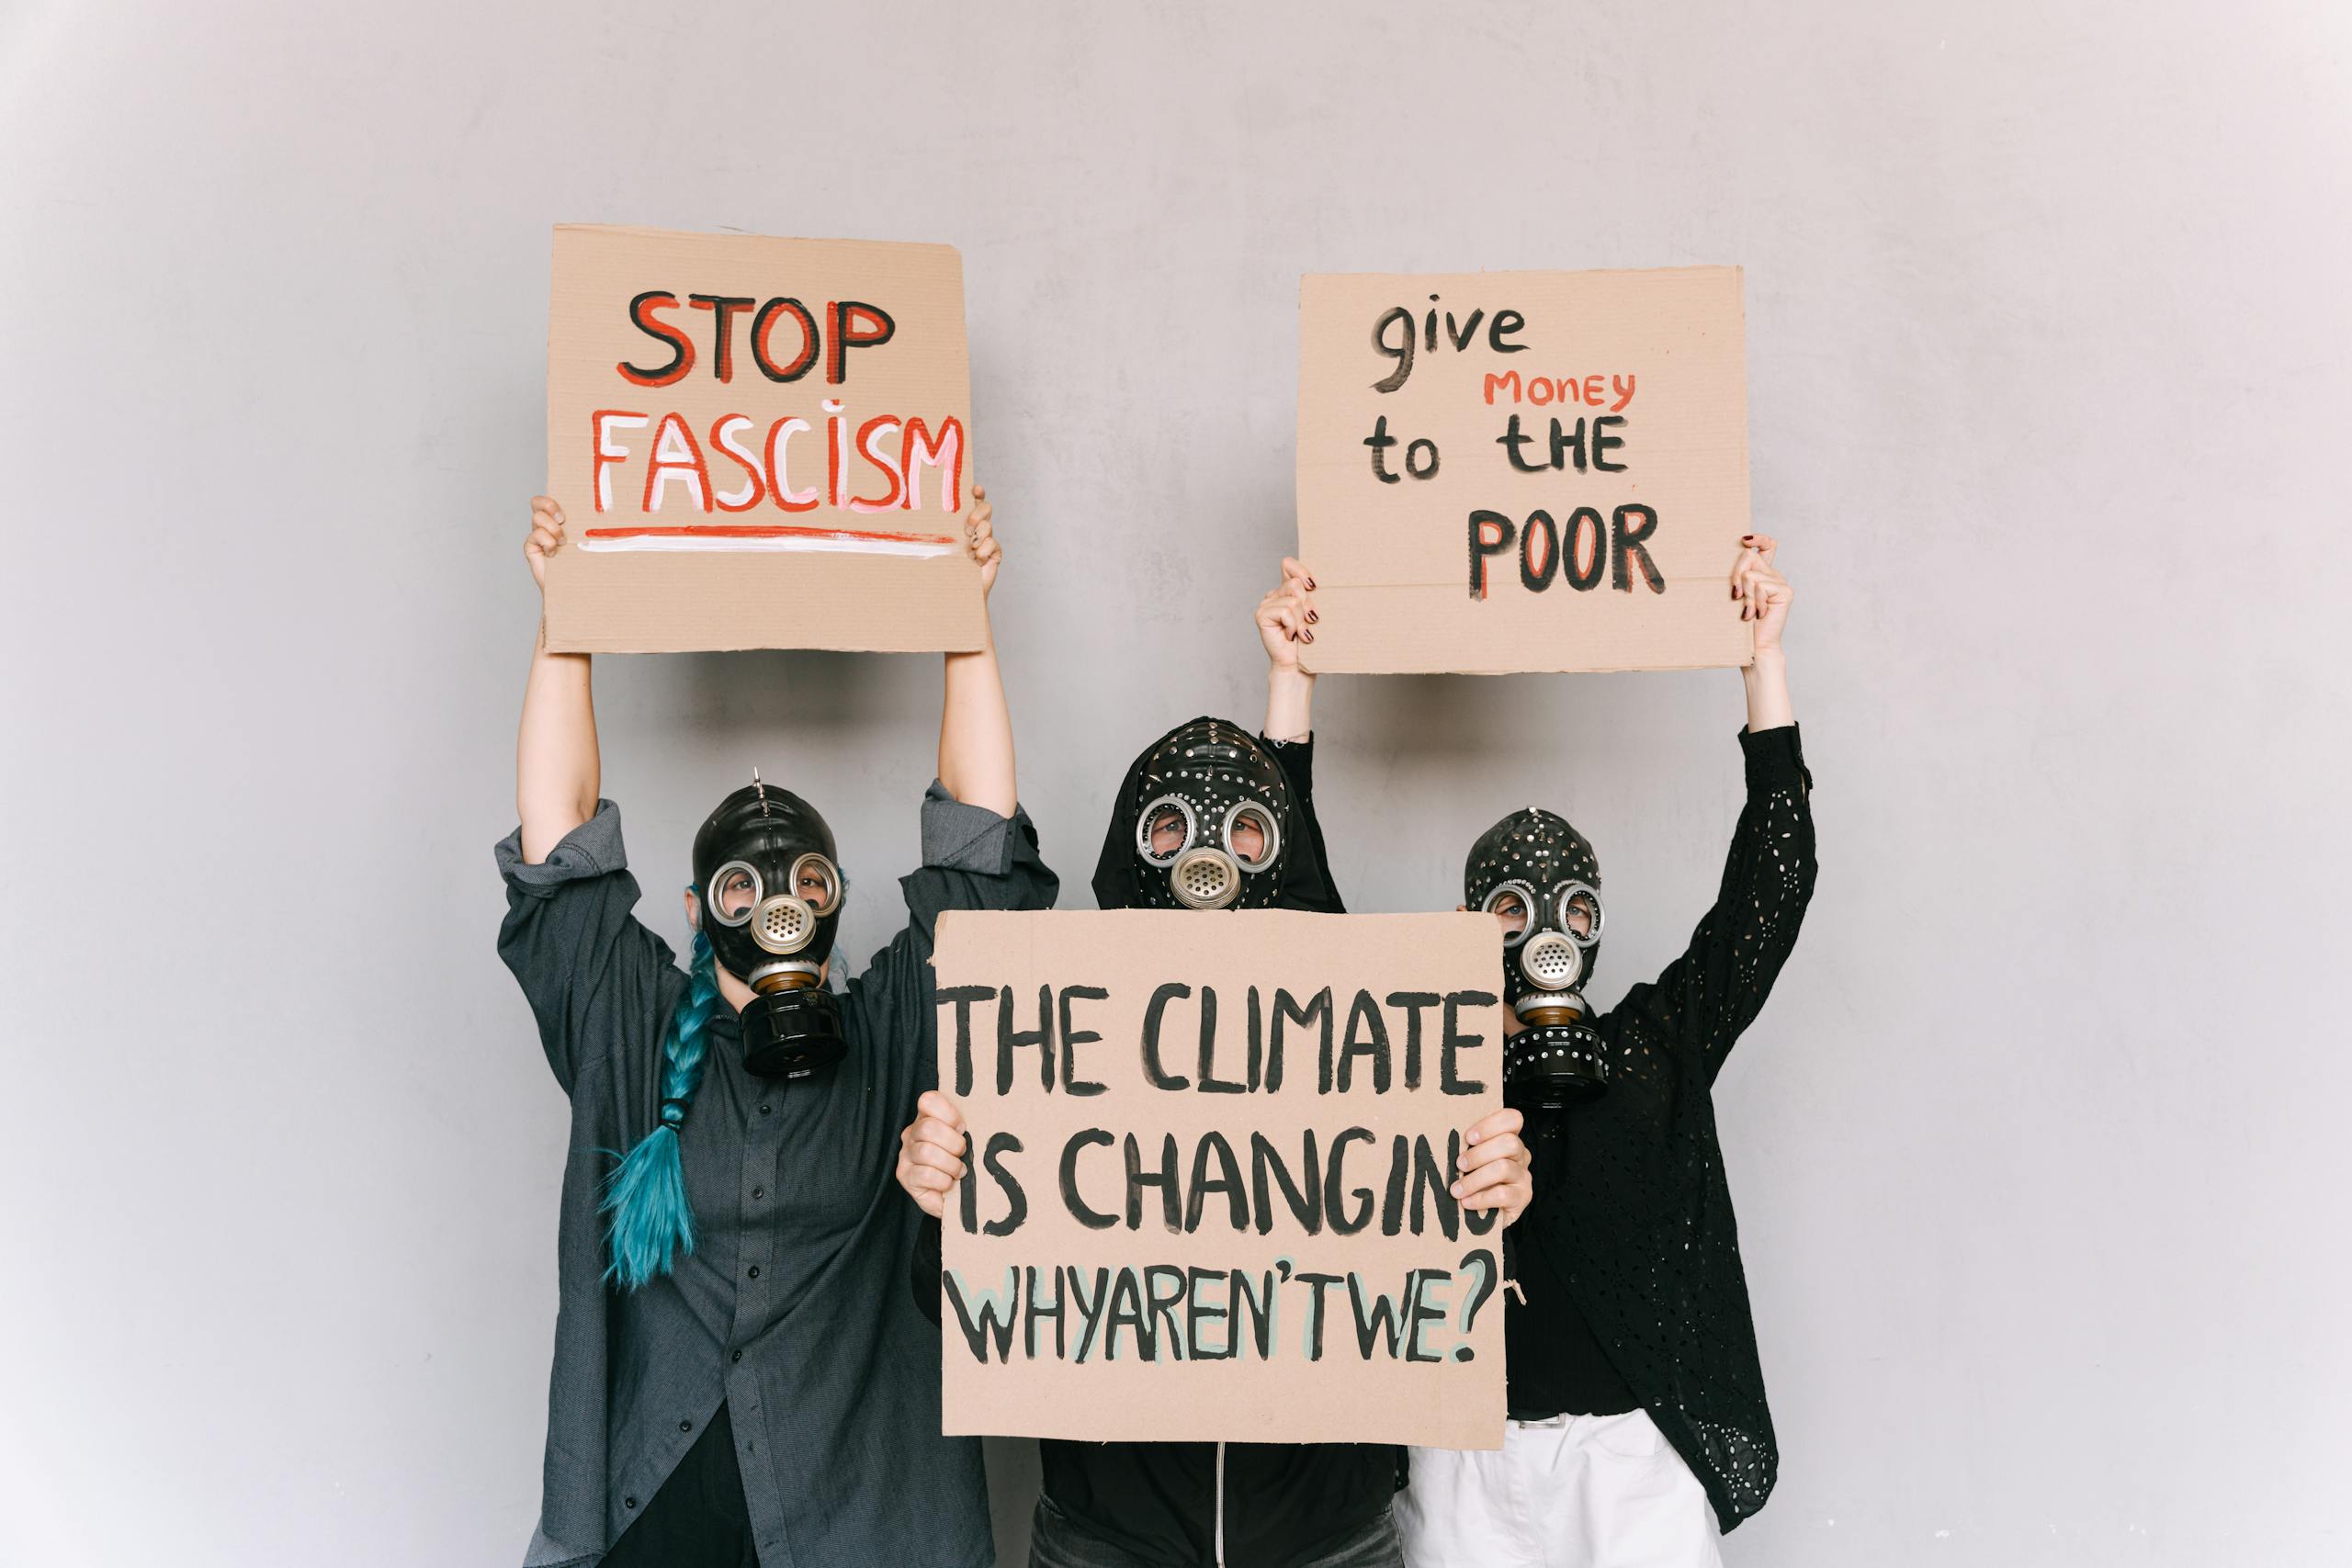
[
  {"x1": 1137, "y1": 796, "x2": 1196, "y2": 867},
  {"x1": 788, "y1": 852, "x2": 842, "y2": 917},
  {"x1": 709, "y1": 863, "x2": 762, "y2": 926},
  {"x1": 1482, "y1": 882, "x2": 1538, "y2": 945},
  {"x1": 1558, "y1": 883, "x2": 1604, "y2": 944},
  {"x1": 1223, "y1": 801, "x2": 1281, "y2": 872}
]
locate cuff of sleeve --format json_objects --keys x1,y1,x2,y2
[
  {"x1": 494, "y1": 800, "x2": 628, "y2": 897},
  {"x1": 1263, "y1": 731, "x2": 1316, "y2": 793},
  {"x1": 1739, "y1": 724, "x2": 1811, "y2": 795},
  {"x1": 919, "y1": 779, "x2": 1023, "y2": 874}
]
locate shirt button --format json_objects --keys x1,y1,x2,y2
[
  {"x1": 747, "y1": 1266, "x2": 761, "y2": 1279},
  {"x1": 680, "y1": 1419, "x2": 694, "y2": 1433},
  {"x1": 624, "y1": 1497, "x2": 638, "y2": 1510},
  {"x1": 752, "y1": 1187, "x2": 764, "y2": 1200},
  {"x1": 731, "y1": 1349, "x2": 743, "y2": 1363},
  {"x1": 759, "y1": 1103, "x2": 772, "y2": 1115}
]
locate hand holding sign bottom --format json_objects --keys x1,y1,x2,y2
[
  {"x1": 1452, "y1": 1106, "x2": 1531, "y2": 1226},
  {"x1": 899, "y1": 1089, "x2": 970, "y2": 1219}
]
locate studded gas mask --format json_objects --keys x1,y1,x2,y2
[
  {"x1": 693, "y1": 771, "x2": 848, "y2": 1079},
  {"x1": 1128, "y1": 718, "x2": 1295, "y2": 911},
  {"x1": 1465, "y1": 807, "x2": 1609, "y2": 1109}
]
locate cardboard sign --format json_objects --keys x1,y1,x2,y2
[
  {"x1": 931, "y1": 909, "x2": 1508, "y2": 1449},
  {"x1": 542, "y1": 225, "x2": 987, "y2": 653},
  {"x1": 1296, "y1": 266, "x2": 1754, "y2": 674}
]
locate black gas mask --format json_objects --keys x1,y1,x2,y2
[
  {"x1": 693, "y1": 772, "x2": 847, "y2": 1079},
  {"x1": 1127, "y1": 718, "x2": 1295, "y2": 911},
  {"x1": 1465, "y1": 807, "x2": 1609, "y2": 1110}
]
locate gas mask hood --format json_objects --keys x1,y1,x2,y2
[
  {"x1": 1103, "y1": 716, "x2": 1296, "y2": 912},
  {"x1": 1465, "y1": 807, "x2": 1610, "y2": 1108},
  {"x1": 693, "y1": 770, "x2": 848, "y2": 1079}
]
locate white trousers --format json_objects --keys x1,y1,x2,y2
[{"x1": 1397, "y1": 1411, "x2": 1724, "y2": 1568}]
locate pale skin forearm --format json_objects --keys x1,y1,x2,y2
[
  {"x1": 1732, "y1": 534, "x2": 1795, "y2": 732},
  {"x1": 1743, "y1": 647, "x2": 1793, "y2": 731},
  {"x1": 1258, "y1": 558, "x2": 1319, "y2": 741},
  {"x1": 938, "y1": 630, "x2": 1017, "y2": 817},
  {"x1": 935, "y1": 485, "x2": 1016, "y2": 816},
  {"x1": 1263, "y1": 666, "x2": 1316, "y2": 742},
  {"x1": 516, "y1": 498, "x2": 600, "y2": 863},
  {"x1": 517, "y1": 626, "x2": 599, "y2": 863}
]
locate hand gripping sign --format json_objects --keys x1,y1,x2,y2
[
  {"x1": 1296, "y1": 266, "x2": 1754, "y2": 675},
  {"x1": 542, "y1": 225, "x2": 985, "y2": 653}
]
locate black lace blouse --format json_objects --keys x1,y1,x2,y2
[{"x1": 1508, "y1": 723, "x2": 1816, "y2": 1532}]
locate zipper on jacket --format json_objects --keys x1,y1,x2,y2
[{"x1": 1213, "y1": 1440, "x2": 1227, "y2": 1566}]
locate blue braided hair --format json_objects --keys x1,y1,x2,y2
[{"x1": 599, "y1": 897, "x2": 721, "y2": 1290}]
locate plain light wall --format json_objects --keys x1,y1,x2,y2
[{"x1": 3, "y1": 1, "x2": 2346, "y2": 1563}]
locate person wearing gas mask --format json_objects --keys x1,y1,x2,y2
[
  {"x1": 896, "y1": 559, "x2": 1535, "y2": 1568},
  {"x1": 1393, "y1": 535, "x2": 1817, "y2": 1568},
  {"x1": 494, "y1": 487, "x2": 1056, "y2": 1568}
]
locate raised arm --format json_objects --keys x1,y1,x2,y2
[
  {"x1": 517, "y1": 496, "x2": 599, "y2": 863},
  {"x1": 1258, "y1": 556, "x2": 1317, "y2": 741},
  {"x1": 935, "y1": 485, "x2": 1017, "y2": 817},
  {"x1": 498, "y1": 496, "x2": 674, "y2": 1096},
  {"x1": 865, "y1": 487, "x2": 1057, "y2": 991},
  {"x1": 1255, "y1": 558, "x2": 1346, "y2": 911},
  {"x1": 1622, "y1": 535, "x2": 1815, "y2": 1083},
  {"x1": 1735, "y1": 532, "x2": 1793, "y2": 731}
]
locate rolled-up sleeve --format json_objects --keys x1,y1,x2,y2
[
  {"x1": 1741, "y1": 719, "x2": 1813, "y2": 800},
  {"x1": 899, "y1": 779, "x2": 1062, "y2": 942},
  {"x1": 494, "y1": 801, "x2": 677, "y2": 1094},
  {"x1": 849, "y1": 782, "x2": 1060, "y2": 1108}
]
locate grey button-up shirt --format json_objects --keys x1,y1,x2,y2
[{"x1": 496, "y1": 783, "x2": 1058, "y2": 1568}]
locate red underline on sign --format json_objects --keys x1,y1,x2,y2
[
  {"x1": 586, "y1": 524, "x2": 956, "y2": 545},
  {"x1": 580, "y1": 524, "x2": 959, "y2": 558}
]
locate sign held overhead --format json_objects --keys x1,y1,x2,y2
[
  {"x1": 542, "y1": 225, "x2": 986, "y2": 654},
  {"x1": 1296, "y1": 266, "x2": 1754, "y2": 674}
]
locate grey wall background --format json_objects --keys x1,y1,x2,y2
[{"x1": 3, "y1": 1, "x2": 2345, "y2": 1563}]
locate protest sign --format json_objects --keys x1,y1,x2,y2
[
  {"x1": 931, "y1": 909, "x2": 1507, "y2": 1449},
  {"x1": 542, "y1": 225, "x2": 986, "y2": 653},
  {"x1": 1297, "y1": 266, "x2": 1753, "y2": 674}
]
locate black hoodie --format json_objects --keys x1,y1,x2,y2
[{"x1": 917, "y1": 722, "x2": 1396, "y2": 1567}]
